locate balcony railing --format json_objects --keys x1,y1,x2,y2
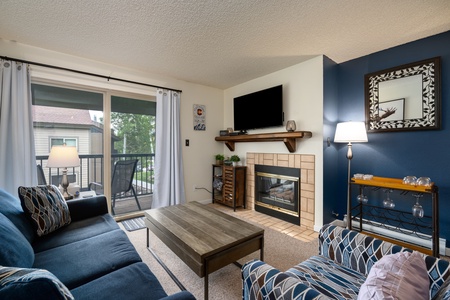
[{"x1": 36, "y1": 153, "x2": 155, "y2": 200}]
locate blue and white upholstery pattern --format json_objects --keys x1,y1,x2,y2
[
  {"x1": 242, "y1": 224, "x2": 450, "y2": 300},
  {"x1": 242, "y1": 260, "x2": 327, "y2": 300},
  {"x1": 432, "y1": 277, "x2": 450, "y2": 300},
  {"x1": 318, "y1": 225, "x2": 450, "y2": 298},
  {"x1": 286, "y1": 255, "x2": 366, "y2": 299}
]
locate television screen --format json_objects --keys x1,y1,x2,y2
[{"x1": 233, "y1": 85, "x2": 283, "y2": 132}]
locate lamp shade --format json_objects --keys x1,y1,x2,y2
[
  {"x1": 46, "y1": 146, "x2": 80, "y2": 168},
  {"x1": 334, "y1": 122, "x2": 368, "y2": 143}
]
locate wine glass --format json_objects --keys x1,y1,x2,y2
[
  {"x1": 412, "y1": 193, "x2": 424, "y2": 218},
  {"x1": 416, "y1": 177, "x2": 431, "y2": 187},
  {"x1": 357, "y1": 187, "x2": 368, "y2": 204},
  {"x1": 383, "y1": 189, "x2": 395, "y2": 208},
  {"x1": 403, "y1": 176, "x2": 417, "y2": 185}
]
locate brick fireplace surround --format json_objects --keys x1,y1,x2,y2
[{"x1": 246, "y1": 153, "x2": 315, "y2": 230}]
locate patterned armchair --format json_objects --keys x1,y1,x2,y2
[{"x1": 242, "y1": 224, "x2": 450, "y2": 299}]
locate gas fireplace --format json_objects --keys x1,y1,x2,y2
[{"x1": 254, "y1": 164, "x2": 300, "y2": 225}]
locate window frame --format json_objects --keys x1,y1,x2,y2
[{"x1": 49, "y1": 137, "x2": 78, "y2": 151}]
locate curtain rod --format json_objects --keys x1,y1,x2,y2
[{"x1": 0, "y1": 55, "x2": 182, "y2": 93}]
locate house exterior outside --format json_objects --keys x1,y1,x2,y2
[{"x1": 33, "y1": 105, "x2": 107, "y2": 188}]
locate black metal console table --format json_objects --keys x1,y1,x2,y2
[{"x1": 349, "y1": 176, "x2": 439, "y2": 257}]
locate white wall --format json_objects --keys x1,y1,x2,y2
[
  {"x1": 0, "y1": 39, "x2": 224, "y2": 203},
  {"x1": 223, "y1": 56, "x2": 324, "y2": 228},
  {"x1": 1, "y1": 40, "x2": 325, "y2": 227}
]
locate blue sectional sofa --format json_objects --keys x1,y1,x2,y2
[
  {"x1": 242, "y1": 224, "x2": 450, "y2": 299},
  {"x1": 0, "y1": 187, "x2": 195, "y2": 300}
]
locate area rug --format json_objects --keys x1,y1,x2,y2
[
  {"x1": 122, "y1": 220, "x2": 318, "y2": 300},
  {"x1": 121, "y1": 217, "x2": 146, "y2": 231}
]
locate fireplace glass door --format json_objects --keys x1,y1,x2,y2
[{"x1": 255, "y1": 165, "x2": 300, "y2": 224}]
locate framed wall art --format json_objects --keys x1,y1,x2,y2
[
  {"x1": 193, "y1": 104, "x2": 206, "y2": 131},
  {"x1": 365, "y1": 57, "x2": 441, "y2": 132}
]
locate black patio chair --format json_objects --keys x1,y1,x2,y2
[
  {"x1": 37, "y1": 164, "x2": 47, "y2": 185},
  {"x1": 90, "y1": 159, "x2": 142, "y2": 214}
]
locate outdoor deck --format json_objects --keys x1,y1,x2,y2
[{"x1": 113, "y1": 194, "x2": 153, "y2": 217}]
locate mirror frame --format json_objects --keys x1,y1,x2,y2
[{"x1": 365, "y1": 57, "x2": 441, "y2": 133}]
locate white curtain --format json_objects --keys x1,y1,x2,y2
[
  {"x1": 0, "y1": 60, "x2": 37, "y2": 195},
  {"x1": 152, "y1": 89, "x2": 185, "y2": 208}
]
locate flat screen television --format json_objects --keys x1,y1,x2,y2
[{"x1": 233, "y1": 85, "x2": 283, "y2": 132}]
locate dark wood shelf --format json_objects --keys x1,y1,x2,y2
[{"x1": 215, "y1": 131, "x2": 312, "y2": 153}]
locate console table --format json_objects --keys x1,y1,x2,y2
[{"x1": 349, "y1": 176, "x2": 439, "y2": 256}]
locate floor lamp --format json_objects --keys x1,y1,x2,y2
[
  {"x1": 47, "y1": 145, "x2": 80, "y2": 200},
  {"x1": 334, "y1": 122, "x2": 368, "y2": 229}
]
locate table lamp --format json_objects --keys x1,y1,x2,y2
[
  {"x1": 46, "y1": 145, "x2": 80, "y2": 200},
  {"x1": 334, "y1": 121, "x2": 368, "y2": 228}
]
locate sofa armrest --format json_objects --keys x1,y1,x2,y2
[
  {"x1": 242, "y1": 259, "x2": 326, "y2": 300},
  {"x1": 159, "y1": 291, "x2": 196, "y2": 300},
  {"x1": 67, "y1": 196, "x2": 108, "y2": 222}
]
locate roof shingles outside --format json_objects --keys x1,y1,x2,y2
[{"x1": 33, "y1": 106, "x2": 94, "y2": 126}]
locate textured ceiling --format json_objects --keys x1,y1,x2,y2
[{"x1": 0, "y1": 0, "x2": 449, "y2": 89}]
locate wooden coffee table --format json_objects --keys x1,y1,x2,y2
[{"x1": 145, "y1": 201, "x2": 264, "y2": 300}]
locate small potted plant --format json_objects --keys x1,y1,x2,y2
[
  {"x1": 215, "y1": 154, "x2": 225, "y2": 165},
  {"x1": 230, "y1": 155, "x2": 240, "y2": 166}
]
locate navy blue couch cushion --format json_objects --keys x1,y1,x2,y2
[
  {"x1": 66, "y1": 195, "x2": 108, "y2": 222},
  {"x1": 0, "y1": 266, "x2": 74, "y2": 300},
  {"x1": 33, "y1": 229, "x2": 142, "y2": 289},
  {"x1": 0, "y1": 212, "x2": 34, "y2": 268},
  {"x1": 33, "y1": 214, "x2": 119, "y2": 253},
  {"x1": 71, "y1": 262, "x2": 167, "y2": 300},
  {"x1": 0, "y1": 189, "x2": 36, "y2": 243}
]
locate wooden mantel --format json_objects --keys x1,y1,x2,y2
[{"x1": 215, "y1": 131, "x2": 312, "y2": 153}]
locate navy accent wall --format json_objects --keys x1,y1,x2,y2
[{"x1": 326, "y1": 30, "x2": 450, "y2": 246}]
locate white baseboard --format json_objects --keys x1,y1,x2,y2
[
  {"x1": 313, "y1": 225, "x2": 322, "y2": 232},
  {"x1": 351, "y1": 219, "x2": 446, "y2": 255},
  {"x1": 324, "y1": 219, "x2": 448, "y2": 256},
  {"x1": 329, "y1": 220, "x2": 345, "y2": 228},
  {"x1": 195, "y1": 199, "x2": 212, "y2": 205}
]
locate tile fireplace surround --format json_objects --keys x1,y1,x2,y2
[{"x1": 246, "y1": 153, "x2": 315, "y2": 230}]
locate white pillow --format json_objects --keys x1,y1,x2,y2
[{"x1": 358, "y1": 251, "x2": 429, "y2": 300}]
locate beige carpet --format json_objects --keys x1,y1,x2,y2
[{"x1": 121, "y1": 219, "x2": 318, "y2": 300}]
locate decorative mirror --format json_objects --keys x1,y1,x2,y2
[{"x1": 365, "y1": 57, "x2": 441, "y2": 132}]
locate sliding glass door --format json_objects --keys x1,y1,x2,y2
[
  {"x1": 109, "y1": 95, "x2": 156, "y2": 216},
  {"x1": 32, "y1": 83, "x2": 156, "y2": 217}
]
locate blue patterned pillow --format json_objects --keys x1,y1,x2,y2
[
  {"x1": 18, "y1": 185, "x2": 71, "y2": 236},
  {"x1": 0, "y1": 266, "x2": 73, "y2": 300}
]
